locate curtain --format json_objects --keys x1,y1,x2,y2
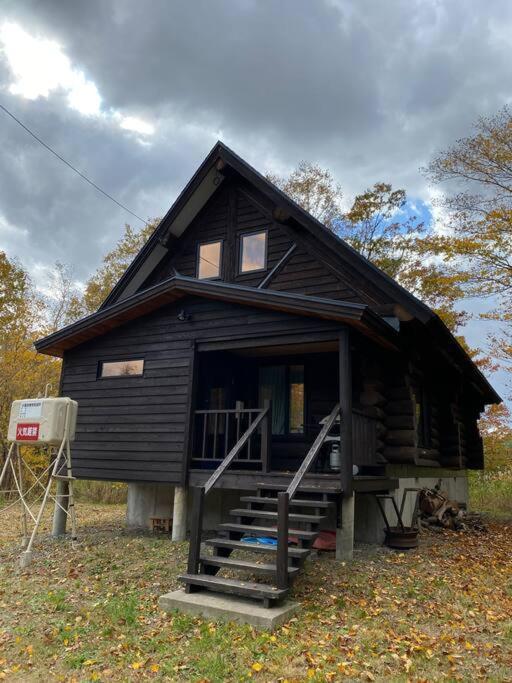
[{"x1": 259, "y1": 366, "x2": 286, "y2": 435}]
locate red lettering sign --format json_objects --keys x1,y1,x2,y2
[{"x1": 16, "y1": 423, "x2": 39, "y2": 441}]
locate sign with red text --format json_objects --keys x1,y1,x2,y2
[{"x1": 16, "y1": 423, "x2": 40, "y2": 441}]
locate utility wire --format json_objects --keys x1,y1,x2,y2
[
  {"x1": 0, "y1": 101, "x2": 220, "y2": 270},
  {"x1": 0, "y1": 102, "x2": 149, "y2": 226}
]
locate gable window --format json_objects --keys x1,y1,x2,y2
[
  {"x1": 240, "y1": 231, "x2": 267, "y2": 273},
  {"x1": 99, "y1": 359, "x2": 144, "y2": 378},
  {"x1": 198, "y1": 241, "x2": 222, "y2": 279},
  {"x1": 259, "y1": 364, "x2": 305, "y2": 435}
]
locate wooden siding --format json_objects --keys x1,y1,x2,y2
[
  {"x1": 61, "y1": 296, "x2": 345, "y2": 483},
  {"x1": 143, "y1": 177, "x2": 371, "y2": 305}
]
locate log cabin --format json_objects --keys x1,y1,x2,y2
[{"x1": 36, "y1": 142, "x2": 500, "y2": 607}]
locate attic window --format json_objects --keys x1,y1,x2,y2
[
  {"x1": 198, "y1": 241, "x2": 222, "y2": 279},
  {"x1": 99, "y1": 359, "x2": 144, "y2": 378},
  {"x1": 240, "y1": 231, "x2": 267, "y2": 273}
]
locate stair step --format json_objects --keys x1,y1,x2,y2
[
  {"x1": 205, "y1": 538, "x2": 310, "y2": 558},
  {"x1": 257, "y1": 483, "x2": 340, "y2": 494},
  {"x1": 229, "y1": 508, "x2": 326, "y2": 524},
  {"x1": 179, "y1": 573, "x2": 287, "y2": 601},
  {"x1": 199, "y1": 555, "x2": 299, "y2": 576},
  {"x1": 219, "y1": 523, "x2": 318, "y2": 541},
  {"x1": 241, "y1": 496, "x2": 334, "y2": 509}
]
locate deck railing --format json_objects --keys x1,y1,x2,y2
[
  {"x1": 275, "y1": 403, "x2": 341, "y2": 590},
  {"x1": 191, "y1": 401, "x2": 272, "y2": 471},
  {"x1": 352, "y1": 409, "x2": 378, "y2": 467},
  {"x1": 186, "y1": 401, "x2": 272, "y2": 577}
]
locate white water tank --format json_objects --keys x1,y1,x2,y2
[{"x1": 8, "y1": 397, "x2": 78, "y2": 445}]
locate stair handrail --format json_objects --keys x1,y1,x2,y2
[
  {"x1": 204, "y1": 406, "x2": 270, "y2": 494},
  {"x1": 275, "y1": 402, "x2": 341, "y2": 591},
  {"x1": 286, "y1": 402, "x2": 341, "y2": 500},
  {"x1": 187, "y1": 402, "x2": 272, "y2": 575}
]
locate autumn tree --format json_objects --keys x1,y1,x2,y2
[
  {"x1": 267, "y1": 161, "x2": 344, "y2": 231},
  {"x1": 478, "y1": 403, "x2": 512, "y2": 470},
  {"x1": 0, "y1": 253, "x2": 61, "y2": 464},
  {"x1": 68, "y1": 219, "x2": 159, "y2": 320},
  {"x1": 269, "y1": 163, "x2": 464, "y2": 331},
  {"x1": 425, "y1": 107, "x2": 512, "y2": 374}
]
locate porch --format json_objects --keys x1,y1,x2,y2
[{"x1": 187, "y1": 331, "x2": 383, "y2": 488}]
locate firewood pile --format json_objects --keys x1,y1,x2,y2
[{"x1": 418, "y1": 484, "x2": 487, "y2": 532}]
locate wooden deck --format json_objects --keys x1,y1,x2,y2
[{"x1": 189, "y1": 470, "x2": 398, "y2": 493}]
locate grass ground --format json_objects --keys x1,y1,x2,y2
[{"x1": 0, "y1": 501, "x2": 511, "y2": 682}]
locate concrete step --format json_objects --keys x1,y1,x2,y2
[
  {"x1": 179, "y1": 573, "x2": 288, "y2": 602},
  {"x1": 241, "y1": 496, "x2": 334, "y2": 509},
  {"x1": 219, "y1": 523, "x2": 319, "y2": 541},
  {"x1": 229, "y1": 508, "x2": 326, "y2": 524},
  {"x1": 199, "y1": 555, "x2": 299, "y2": 576},
  {"x1": 205, "y1": 537, "x2": 310, "y2": 559}
]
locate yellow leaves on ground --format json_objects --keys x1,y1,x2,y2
[{"x1": 1, "y1": 503, "x2": 512, "y2": 681}]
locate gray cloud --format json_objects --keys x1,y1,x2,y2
[{"x1": 0, "y1": 1, "x2": 511, "y2": 296}]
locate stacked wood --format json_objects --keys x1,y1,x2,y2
[
  {"x1": 418, "y1": 485, "x2": 487, "y2": 532},
  {"x1": 356, "y1": 373, "x2": 387, "y2": 462},
  {"x1": 383, "y1": 382, "x2": 416, "y2": 464}
]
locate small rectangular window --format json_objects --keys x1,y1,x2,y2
[
  {"x1": 198, "y1": 241, "x2": 222, "y2": 279},
  {"x1": 99, "y1": 359, "x2": 144, "y2": 378},
  {"x1": 240, "y1": 231, "x2": 267, "y2": 273}
]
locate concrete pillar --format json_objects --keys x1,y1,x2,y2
[
  {"x1": 52, "y1": 480, "x2": 69, "y2": 537},
  {"x1": 172, "y1": 486, "x2": 188, "y2": 541},
  {"x1": 354, "y1": 493, "x2": 386, "y2": 544},
  {"x1": 336, "y1": 493, "x2": 355, "y2": 560},
  {"x1": 126, "y1": 482, "x2": 173, "y2": 529}
]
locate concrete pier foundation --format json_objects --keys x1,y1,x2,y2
[
  {"x1": 126, "y1": 482, "x2": 174, "y2": 529},
  {"x1": 354, "y1": 469, "x2": 469, "y2": 545},
  {"x1": 172, "y1": 486, "x2": 188, "y2": 541},
  {"x1": 336, "y1": 493, "x2": 355, "y2": 560},
  {"x1": 52, "y1": 480, "x2": 69, "y2": 537}
]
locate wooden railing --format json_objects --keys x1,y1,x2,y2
[
  {"x1": 186, "y1": 401, "x2": 272, "y2": 576},
  {"x1": 352, "y1": 409, "x2": 378, "y2": 467},
  {"x1": 276, "y1": 403, "x2": 341, "y2": 590},
  {"x1": 192, "y1": 401, "x2": 272, "y2": 471}
]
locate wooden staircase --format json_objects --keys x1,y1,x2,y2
[
  {"x1": 179, "y1": 483, "x2": 336, "y2": 607},
  {"x1": 179, "y1": 403, "x2": 342, "y2": 607}
]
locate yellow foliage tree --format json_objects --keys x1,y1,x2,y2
[
  {"x1": 425, "y1": 107, "x2": 512, "y2": 381},
  {"x1": 68, "y1": 220, "x2": 159, "y2": 320},
  {"x1": 0, "y1": 252, "x2": 61, "y2": 472}
]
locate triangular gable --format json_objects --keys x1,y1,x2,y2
[{"x1": 100, "y1": 142, "x2": 433, "y2": 322}]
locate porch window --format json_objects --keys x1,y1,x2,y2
[
  {"x1": 240, "y1": 231, "x2": 267, "y2": 273},
  {"x1": 197, "y1": 240, "x2": 222, "y2": 279},
  {"x1": 259, "y1": 364, "x2": 305, "y2": 435}
]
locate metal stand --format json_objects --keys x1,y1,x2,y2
[{"x1": 0, "y1": 406, "x2": 77, "y2": 568}]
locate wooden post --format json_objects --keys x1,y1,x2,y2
[
  {"x1": 276, "y1": 491, "x2": 289, "y2": 590},
  {"x1": 187, "y1": 486, "x2": 204, "y2": 575},
  {"x1": 339, "y1": 329, "x2": 353, "y2": 495},
  {"x1": 261, "y1": 399, "x2": 272, "y2": 472},
  {"x1": 235, "y1": 400, "x2": 244, "y2": 441}
]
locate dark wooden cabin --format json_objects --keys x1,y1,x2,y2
[{"x1": 36, "y1": 142, "x2": 500, "y2": 607}]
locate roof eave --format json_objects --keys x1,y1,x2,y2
[{"x1": 35, "y1": 275, "x2": 398, "y2": 358}]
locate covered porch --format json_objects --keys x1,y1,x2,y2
[{"x1": 187, "y1": 331, "x2": 383, "y2": 490}]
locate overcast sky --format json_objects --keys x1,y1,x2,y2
[{"x1": 0, "y1": 0, "x2": 510, "y2": 399}]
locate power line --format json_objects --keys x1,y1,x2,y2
[
  {"x1": 0, "y1": 101, "x2": 219, "y2": 270},
  {"x1": 0, "y1": 102, "x2": 148, "y2": 226}
]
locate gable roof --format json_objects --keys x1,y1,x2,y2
[
  {"x1": 100, "y1": 141, "x2": 433, "y2": 321},
  {"x1": 44, "y1": 142, "x2": 499, "y2": 405},
  {"x1": 35, "y1": 274, "x2": 398, "y2": 358}
]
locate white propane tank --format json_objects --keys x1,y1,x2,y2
[
  {"x1": 329, "y1": 442, "x2": 341, "y2": 471},
  {"x1": 7, "y1": 397, "x2": 78, "y2": 446}
]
